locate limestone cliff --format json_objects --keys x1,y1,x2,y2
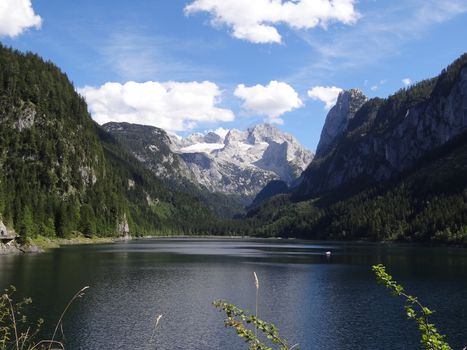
[{"x1": 296, "y1": 54, "x2": 467, "y2": 199}]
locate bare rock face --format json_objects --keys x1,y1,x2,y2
[
  {"x1": 105, "y1": 122, "x2": 314, "y2": 199},
  {"x1": 173, "y1": 124, "x2": 314, "y2": 197},
  {"x1": 116, "y1": 214, "x2": 130, "y2": 239},
  {"x1": 315, "y1": 89, "x2": 367, "y2": 159},
  {"x1": 296, "y1": 61, "x2": 467, "y2": 199},
  {"x1": 13, "y1": 102, "x2": 36, "y2": 131},
  {"x1": 0, "y1": 220, "x2": 9, "y2": 237}
]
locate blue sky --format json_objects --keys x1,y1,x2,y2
[{"x1": 1, "y1": 0, "x2": 466, "y2": 150}]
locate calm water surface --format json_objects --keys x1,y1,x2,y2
[{"x1": 0, "y1": 239, "x2": 466, "y2": 349}]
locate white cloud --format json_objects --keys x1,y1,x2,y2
[
  {"x1": 79, "y1": 81, "x2": 235, "y2": 132},
  {"x1": 307, "y1": 86, "x2": 342, "y2": 109},
  {"x1": 402, "y1": 78, "x2": 412, "y2": 86},
  {"x1": 0, "y1": 0, "x2": 42, "y2": 37},
  {"x1": 288, "y1": 0, "x2": 467, "y2": 86},
  {"x1": 370, "y1": 85, "x2": 378, "y2": 91},
  {"x1": 185, "y1": 0, "x2": 360, "y2": 44},
  {"x1": 234, "y1": 81, "x2": 303, "y2": 124}
]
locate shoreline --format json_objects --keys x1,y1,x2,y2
[{"x1": 1, "y1": 234, "x2": 465, "y2": 256}]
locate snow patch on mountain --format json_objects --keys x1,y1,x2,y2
[{"x1": 170, "y1": 123, "x2": 314, "y2": 197}]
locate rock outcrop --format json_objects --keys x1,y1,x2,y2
[
  {"x1": 296, "y1": 55, "x2": 467, "y2": 199},
  {"x1": 172, "y1": 123, "x2": 314, "y2": 197},
  {"x1": 315, "y1": 89, "x2": 367, "y2": 159},
  {"x1": 105, "y1": 122, "x2": 314, "y2": 199}
]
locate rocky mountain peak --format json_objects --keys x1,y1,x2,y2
[
  {"x1": 167, "y1": 123, "x2": 314, "y2": 197},
  {"x1": 315, "y1": 88, "x2": 368, "y2": 159},
  {"x1": 296, "y1": 55, "x2": 467, "y2": 199},
  {"x1": 204, "y1": 132, "x2": 222, "y2": 144},
  {"x1": 104, "y1": 121, "x2": 313, "y2": 199},
  {"x1": 246, "y1": 123, "x2": 284, "y2": 144}
]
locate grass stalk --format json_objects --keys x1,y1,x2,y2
[
  {"x1": 6, "y1": 296, "x2": 20, "y2": 350},
  {"x1": 253, "y1": 271, "x2": 259, "y2": 345},
  {"x1": 47, "y1": 286, "x2": 89, "y2": 350}
]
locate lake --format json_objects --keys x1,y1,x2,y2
[{"x1": 0, "y1": 239, "x2": 466, "y2": 349}]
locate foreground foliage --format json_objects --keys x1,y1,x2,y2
[
  {"x1": 0, "y1": 286, "x2": 43, "y2": 349},
  {"x1": 213, "y1": 300, "x2": 299, "y2": 350},
  {"x1": 373, "y1": 264, "x2": 452, "y2": 350},
  {"x1": 0, "y1": 285, "x2": 89, "y2": 350}
]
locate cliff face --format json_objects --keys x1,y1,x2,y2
[
  {"x1": 106, "y1": 122, "x2": 313, "y2": 199},
  {"x1": 296, "y1": 54, "x2": 467, "y2": 199},
  {"x1": 315, "y1": 89, "x2": 367, "y2": 159},
  {"x1": 175, "y1": 123, "x2": 314, "y2": 197}
]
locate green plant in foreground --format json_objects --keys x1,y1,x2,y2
[
  {"x1": 373, "y1": 264, "x2": 452, "y2": 350},
  {"x1": 213, "y1": 271, "x2": 299, "y2": 350},
  {"x1": 0, "y1": 286, "x2": 44, "y2": 350},
  {"x1": 213, "y1": 300, "x2": 299, "y2": 350},
  {"x1": 0, "y1": 286, "x2": 89, "y2": 350}
]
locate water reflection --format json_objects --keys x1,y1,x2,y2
[{"x1": 0, "y1": 239, "x2": 466, "y2": 349}]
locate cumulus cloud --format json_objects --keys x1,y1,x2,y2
[
  {"x1": 79, "y1": 81, "x2": 235, "y2": 132},
  {"x1": 234, "y1": 81, "x2": 303, "y2": 124},
  {"x1": 307, "y1": 86, "x2": 342, "y2": 109},
  {"x1": 185, "y1": 0, "x2": 360, "y2": 44},
  {"x1": 402, "y1": 78, "x2": 412, "y2": 86},
  {"x1": 0, "y1": 0, "x2": 42, "y2": 37}
]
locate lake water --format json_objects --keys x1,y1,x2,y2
[{"x1": 0, "y1": 239, "x2": 466, "y2": 349}]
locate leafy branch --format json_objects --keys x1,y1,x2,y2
[
  {"x1": 373, "y1": 264, "x2": 452, "y2": 350},
  {"x1": 213, "y1": 300, "x2": 299, "y2": 350}
]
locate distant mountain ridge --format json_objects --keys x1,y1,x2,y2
[
  {"x1": 172, "y1": 123, "x2": 314, "y2": 197},
  {"x1": 105, "y1": 122, "x2": 314, "y2": 200}
]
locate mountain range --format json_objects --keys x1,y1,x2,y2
[
  {"x1": 104, "y1": 122, "x2": 313, "y2": 202},
  {"x1": 247, "y1": 53, "x2": 467, "y2": 243},
  {"x1": 0, "y1": 43, "x2": 465, "y2": 243}
]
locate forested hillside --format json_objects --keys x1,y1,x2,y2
[
  {"x1": 0, "y1": 44, "x2": 215, "y2": 240},
  {"x1": 245, "y1": 134, "x2": 467, "y2": 242},
  {"x1": 246, "y1": 54, "x2": 467, "y2": 243}
]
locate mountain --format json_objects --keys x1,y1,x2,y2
[
  {"x1": 296, "y1": 54, "x2": 467, "y2": 199},
  {"x1": 102, "y1": 122, "x2": 245, "y2": 218},
  {"x1": 246, "y1": 53, "x2": 467, "y2": 243},
  {"x1": 171, "y1": 123, "x2": 314, "y2": 198},
  {"x1": 102, "y1": 122, "x2": 193, "y2": 185},
  {"x1": 0, "y1": 44, "x2": 215, "y2": 240},
  {"x1": 104, "y1": 122, "x2": 313, "y2": 203},
  {"x1": 315, "y1": 88, "x2": 367, "y2": 159},
  {"x1": 248, "y1": 180, "x2": 289, "y2": 209}
]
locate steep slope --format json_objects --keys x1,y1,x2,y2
[
  {"x1": 246, "y1": 134, "x2": 467, "y2": 242},
  {"x1": 103, "y1": 122, "x2": 193, "y2": 184},
  {"x1": 246, "y1": 53, "x2": 467, "y2": 242},
  {"x1": 248, "y1": 180, "x2": 289, "y2": 209},
  {"x1": 102, "y1": 122, "x2": 245, "y2": 217},
  {"x1": 172, "y1": 123, "x2": 314, "y2": 197},
  {"x1": 296, "y1": 53, "x2": 467, "y2": 199},
  {"x1": 315, "y1": 88, "x2": 367, "y2": 159},
  {"x1": 104, "y1": 122, "x2": 313, "y2": 202},
  {"x1": 0, "y1": 45, "x2": 214, "y2": 239}
]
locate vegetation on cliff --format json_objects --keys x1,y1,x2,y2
[{"x1": 0, "y1": 44, "x2": 215, "y2": 240}]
